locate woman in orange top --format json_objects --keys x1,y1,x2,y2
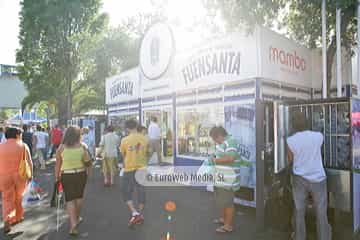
[{"x1": 0, "y1": 127, "x2": 33, "y2": 234}]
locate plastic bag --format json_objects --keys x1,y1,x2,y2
[
  {"x1": 197, "y1": 158, "x2": 215, "y2": 176},
  {"x1": 22, "y1": 179, "x2": 42, "y2": 207},
  {"x1": 51, "y1": 181, "x2": 65, "y2": 208}
]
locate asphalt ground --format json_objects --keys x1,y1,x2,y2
[{"x1": 0, "y1": 160, "x2": 299, "y2": 240}]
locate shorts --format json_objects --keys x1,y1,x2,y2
[
  {"x1": 61, "y1": 172, "x2": 87, "y2": 202},
  {"x1": 121, "y1": 171, "x2": 146, "y2": 204},
  {"x1": 214, "y1": 187, "x2": 234, "y2": 209},
  {"x1": 102, "y1": 157, "x2": 116, "y2": 174}
]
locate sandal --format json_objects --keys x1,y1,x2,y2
[
  {"x1": 11, "y1": 217, "x2": 25, "y2": 226},
  {"x1": 76, "y1": 217, "x2": 83, "y2": 227},
  {"x1": 216, "y1": 225, "x2": 233, "y2": 233},
  {"x1": 69, "y1": 227, "x2": 78, "y2": 236},
  {"x1": 213, "y1": 218, "x2": 224, "y2": 224},
  {"x1": 3, "y1": 221, "x2": 11, "y2": 234}
]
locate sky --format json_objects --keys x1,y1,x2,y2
[
  {"x1": 0, "y1": 0, "x2": 20, "y2": 65},
  {"x1": 0, "y1": 0, "x2": 208, "y2": 66}
]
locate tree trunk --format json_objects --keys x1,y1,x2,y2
[
  {"x1": 326, "y1": 36, "x2": 336, "y2": 97},
  {"x1": 57, "y1": 96, "x2": 68, "y2": 126},
  {"x1": 67, "y1": 79, "x2": 72, "y2": 125}
]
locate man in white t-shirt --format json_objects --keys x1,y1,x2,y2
[
  {"x1": 99, "y1": 125, "x2": 120, "y2": 186},
  {"x1": 148, "y1": 116, "x2": 162, "y2": 165},
  {"x1": 33, "y1": 125, "x2": 47, "y2": 169},
  {"x1": 0, "y1": 127, "x2": 5, "y2": 144},
  {"x1": 287, "y1": 112, "x2": 331, "y2": 240}
]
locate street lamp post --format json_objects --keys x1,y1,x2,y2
[
  {"x1": 336, "y1": 2, "x2": 342, "y2": 97},
  {"x1": 322, "y1": 0, "x2": 327, "y2": 99}
]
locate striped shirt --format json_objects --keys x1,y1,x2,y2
[{"x1": 214, "y1": 135, "x2": 242, "y2": 191}]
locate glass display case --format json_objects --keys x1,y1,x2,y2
[
  {"x1": 273, "y1": 98, "x2": 360, "y2": 234},
  {"x1": 176, "y1": 105, "x2": 224, "y2": 158},
  {"x1": 275, "y1": 100, "x2": 351, "y2": 172}
]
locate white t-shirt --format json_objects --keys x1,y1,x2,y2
[
  {"x1": 34, "y1": 131, "x2": 47, "y2": 149},
  {"x1": 100, "y1": 132, "x2": 120, "y2": 158},
  {"x1": 287, "y1": 130, "x2": 326, "y2": 183},
  {"x1": 148, "y1": 121, "x2": 161, "y2": 140},
  {"x1": 0, "y1": 133, "x2": 6, "y2": 144}
]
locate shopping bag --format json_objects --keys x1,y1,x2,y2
[
  {"x1": 22, "y1": 180, "x2": 41, "y2": 207},
  {"x1": 50, "y1": 181, "x2": 64, "y2": 208},
  {"x1": 19, "y1": 145, "x2": 32, "y2": 180},
  {"x1": 197, "y1": 159, "x2": 215, "y2": 176}
]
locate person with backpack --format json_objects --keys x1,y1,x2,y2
[{"x1": 22, "y1": 124, "x2": 35, "y2": 157}]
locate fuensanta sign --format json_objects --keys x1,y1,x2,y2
[{"x1": 140, "y1": 23, "x2": 175, "y2": 80}]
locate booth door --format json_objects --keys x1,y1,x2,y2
[
  {"x1": 143, "y1": 109, "x2": 173, "y2": 164},
  {"x1": 255, "y1": 100, "x2": 275, "y2": 231}
]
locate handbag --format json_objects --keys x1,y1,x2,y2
[{"x1": 19, "y1": 144, "x2": 32, "y2": 180}]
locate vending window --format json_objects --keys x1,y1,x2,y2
[
  {"x1": 176, "y1": 105, "x2": 224, "y2": 158},
  {"x1": 109, "y1": 114, "x2": 139, "y2": 136}
]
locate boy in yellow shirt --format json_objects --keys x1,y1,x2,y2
[{"x1": 120, "y1": 119, "x2": 149, "y2": 227}]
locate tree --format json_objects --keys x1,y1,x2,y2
[
  {"x1": 204, "y1": 0, "x2": 358, "y2": 95},
  {"x1": 75, "y1": 12, "x2": 167, "y2": 111},
  {"x1": 0, "y1": 109, "x2": 18, "y2": 123},
  {"x1": 17, "y1": 0, "x2": 107, "y2": 125}
]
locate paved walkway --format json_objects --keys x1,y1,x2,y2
[{"x1": 0, "y1": 161, "x2": 291, "y2": 240}]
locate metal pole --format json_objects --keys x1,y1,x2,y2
[
  {"x1": 357, "y1": 0, "x2": 360, "y2": 95},
  {"x1": 322, "y1": 0, "x2": 327, "y2": 98},
  {"x1": 336, "y1": 3, "x2": 342, "y2": 97}
]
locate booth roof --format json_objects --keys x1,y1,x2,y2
[
  {"x1": 7, "y1": 111, "x2": 46, "y2": 124},
  {"x1": 75, "y1": 109, "x2": 107, "y2": 117}
]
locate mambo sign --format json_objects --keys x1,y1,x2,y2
[
  {"x1": 181, "y1": 50, "x2": 241, "y2": 85},
  {"x1": 269, "y1": 46, "x2": 306, "y2": 71},
  {"x1": 110, "y1": 79, "x2": 134, "y2": 100}
]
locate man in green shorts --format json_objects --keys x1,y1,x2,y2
[{"x1": 209, "y1": 126, "x2": 241, "y2": 234}]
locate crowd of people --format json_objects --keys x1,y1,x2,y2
[
  {"x1": 0, "y1": 119, "x2": 155, "y2": 235},
  {"x1": 0, "y1": 113, "x2": 333, "y2": 239}
]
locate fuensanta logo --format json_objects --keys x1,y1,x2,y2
[{"x1": 269, "y1": 46, "x2": 306, "y2": 71}]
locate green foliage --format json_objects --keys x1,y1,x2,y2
[
  {"x1": 17, "y1": 1, "x2": 167, "y2": 120},
  {"x1": 17, "y1": 0, "x2": 106, "y2": 124},
  {"x1": 0, "y1": 109, "x2": 18, "y2": 122},
  {"x1": 203, "y1": 0, "x2": 358, "y2": 93},
  {"x1": 75, "y1": 12, "x2": 167, "y2": 112}
]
